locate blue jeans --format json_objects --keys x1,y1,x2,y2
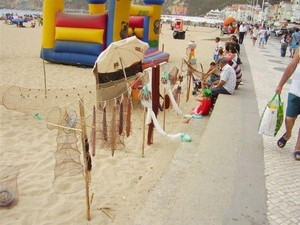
[
  {"x1": 281, "y1": 43, "x2": 288, "y2": 57},
  {"x1": 211, "y1": 86, "x2": 231, "y2": 104}
]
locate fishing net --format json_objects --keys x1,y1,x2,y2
[
  {"x1": 46, "y1": 108, "x2": 86, "y2": 194},
  {"x1": 2, "y1": 86, "x2": 36, "y2": 115},
  {"x1": 0, "y1": 165, "x2": 19, "y2": 208},
  {"x1": 1, "y1": 85, "x2": 95, "y2": 119},
  {"x1": 53, "y1": 132, "x2": 85, "y2": 194}
]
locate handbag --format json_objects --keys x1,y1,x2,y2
[{"x1": 258, "y1": 94, "x2": 284, "y2": 137}]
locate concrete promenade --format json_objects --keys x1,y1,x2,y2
[
  {"x1": 132, "y1": 34, "x2": 300, "y2": 225},
  {"x1": 244, "y1": 35, "x2": 300, "y2": 225}
]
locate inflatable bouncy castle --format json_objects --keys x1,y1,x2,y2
[{"x1": 40, "y1": 0, "x2": 169, "y2": 68}]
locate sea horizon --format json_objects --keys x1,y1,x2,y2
[{"x1": 0, "y1": 8, "x2": 88, "y2": 16}]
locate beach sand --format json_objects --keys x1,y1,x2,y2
[{"x1": 0, "y1": 21, "x2": 223, "y2": 224}]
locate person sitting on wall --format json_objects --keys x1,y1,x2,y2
[
  {"x1": 210, "y1": 57, "x2": 236, "y2": 106},
  {"x1": 225, "y1": 56, "x2": 243, "y2": 89}
]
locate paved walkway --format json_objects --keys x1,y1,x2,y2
[
  {"x1": 244, "y1": 34, "x2": 300, "y2": 225},
  {"x1": 132, "y1": 34, "x2": 300, "y2": 225}
]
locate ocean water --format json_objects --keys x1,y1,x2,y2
[
  {"x1": 0, "y1": 9, "x2": 42, "y2": 16},
  {"x1": 0, "y1": 9, "x2": 87, "y2": 16}
]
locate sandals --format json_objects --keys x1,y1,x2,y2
[
  {"x1": 294, "y1": 151, "x2": 300, "y2": 161},
  {"x1": 277, "y1": 133, "x2": 288, "y2": 148}
]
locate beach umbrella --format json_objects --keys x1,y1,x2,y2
[
  {"x1": 92, "y1": 36, "x2": 149, "y2": 156},
  {"x1": 11, "y1": 18, "x2": 23, "y2": 24},
  {"x1": 92, "y1": 36, "x2": 149, "y2": 84}
]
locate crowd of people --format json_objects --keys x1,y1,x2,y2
[
  {"x1": 3, "y1": 12, "x2": 43, "y2": 28},
  {"x1": 185, "y1": 22, "x2": 300, "y2": 161}
]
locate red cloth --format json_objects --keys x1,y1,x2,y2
[{"x1": 195, "y1": 98, "x2": 211, "y2": 116}]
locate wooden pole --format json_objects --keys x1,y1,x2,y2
[
  {"x1": 186, "y1": 63, "x2": 192, "y2": 102},
  {"x1": 79, "y1": 98, "x2": 91, "y2": 221},
  {"x1": 46, "y1": 122, "x2": 82, "y2": 132},
  {"x1": 163, "y1": 89, "x2": 166, "y2": 131},
  {"x1": 142, "y1": 106, "x2": 146, "y2": 157},
  {"x1": 41, "y1": 48, "x2": 47, "y2": 97}
]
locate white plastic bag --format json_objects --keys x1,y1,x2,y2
[{"x1": 258, "y1": 94, "x2": 284, "y2": 137}]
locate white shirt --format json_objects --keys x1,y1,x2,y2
[
  {"x1": 214, "y1": 42, "x2": 222, "y2": 55},
  {"x1": 220, "y1": 64, "x2": 236, "y2": 94},
  {"x1": 258, "y1": 29, "x2": 266, "y2": 38},
  {"x1": 253, "y1": 28, "x2": 258, "y2": 37},
  {"x1": 239, "y1": 24, "x2": 247, "y2": 32},
  {"x1": 290, "y1": 57, "x2": 300, "y2": 97}
]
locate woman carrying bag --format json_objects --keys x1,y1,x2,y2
[{"x1": 276, "y1": 48, "x2": 300, "y2": 161}]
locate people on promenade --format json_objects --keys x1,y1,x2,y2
[
  {"x1": 276, "y1": 48, "x2": 300, "y2": 161},
  {"x1": 183, "y1": 89, "x2": 212, "y2": 124},
  {"x1": 289, "y1": 28, "x2": 300, "y2": 58},
  {"x1": 264, "y1": 27, "x2": 271, "y2": 44},
  {"x1": 249, "y1": 24, "x2": 254, "y2": 39},
  {"x1": 230, "y1": 36, "x2": 242, "y2": 64},
  {"x1": 280, "y1": 32, "x2": 290, "y2": 57},
  {"x1": 225, "y1": 44, "x2": 238, "y2": 63},
  {"x1": 230, "y1": 35, "x2": 240, "y2": 53},
  {"x1": 238, "y1": 22, "x2": 247, "y2": 44},
  {"x1": 228, "y1": 24, "x2": 232, "y2": 35},
  {"x1": 218, "y1": 47, "x2": 224, "y2": 59},
  {"x1": 210, "y1": 57, "x2": 236, "y2": 105},
  {"x1": 258, "y1": 26, "x2": 266, "y2": 48},
  {"x1": 213, "y1": 37, "x2": 222, "y2": 62},
  {"x1": 226, "y1": 56, "x2": 242, "y2": 89},
  {"x1": 252, "y1": 24, "x2": 259, "y2": 46},
  {"x1": 201, "y1": 62, "x2": 221, "y2": 89}
]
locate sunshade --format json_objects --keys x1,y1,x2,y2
[{"x1": 92, "y1": 36, "x2": 149, "y2": 84}]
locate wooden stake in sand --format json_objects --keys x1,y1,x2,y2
[
  {"x1": 163, "y1": 89, "x2": 166, "y2": 131},
  {"x1": 142, "y1": 106, "x2": 146, "y2": 157},
  {"x1": 41, "y1": 48, "x2": 47, "y2": 97},
  {"x1": 186, "y1": 58, "x2": 192, "y2": 102},
  {"x1": 79, "y1": 98, "x2": 92, "y2": 221}
]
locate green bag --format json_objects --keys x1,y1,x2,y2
[{"x1": 258, "y1": 94, "x2": 284, "y2": 136}]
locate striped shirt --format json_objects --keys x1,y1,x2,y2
[{"x1": 231, "y1": 60, "x2": 242, "y2": 83}]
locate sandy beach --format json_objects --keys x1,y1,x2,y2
[{"x1": 0, "y1": 20, "x2": 223, "y2": 224}]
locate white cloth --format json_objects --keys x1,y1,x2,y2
[{"x1": 220, "y1": 64, "x2": 236, "y2": 94}]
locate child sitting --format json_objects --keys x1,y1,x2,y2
[{"x1": 183, "y1": 89, "x2": 212, "y2": 124}]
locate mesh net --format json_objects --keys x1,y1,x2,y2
[
  {"x1": 53, "y1": 132, "x2": 85, "y2": 194},
  {"x1": 0, "y1": 165, "x2": 19, "y2": 208},
  {"x1": 1, "y1": 85, "x2": 95, "y2": 119}
]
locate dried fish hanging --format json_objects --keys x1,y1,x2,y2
[{"x1": 95, "y1": 84, "x2": 132, "y2": 155}]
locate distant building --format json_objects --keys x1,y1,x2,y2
[
  {"x1": 205, "y1": 9, "x2": 222, "y2": 19},
  {"x1": 291, "y1": 0, "x2": 300, "y2": 22},
  {"x1": 220, "y1": 1, "x2": 300, "y2": 24}
]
